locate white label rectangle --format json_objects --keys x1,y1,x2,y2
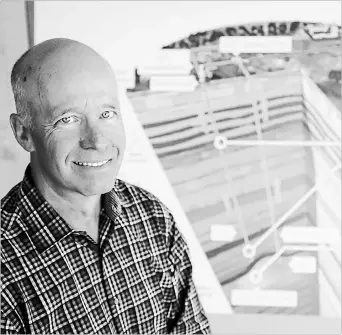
[
  {"x1": 150, "y1": 75, "x2": 197, "y2": 92},
  {"x1": 219, "y1": 36, "x2": 293, "y2": 54},
  {"x1": 231, "y1": 289, "x2": 298, "y2": 307},
  {"x1": 280, "y1": 226, "x2": 340, "y2": 244},
  {"x1": 288, "y1": 256, "x2": 317, "y2": 274}
]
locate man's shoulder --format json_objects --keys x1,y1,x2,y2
[
  {"x1": 116, "y1": 179, "x2": 171, "y2": 213},
  {"x1": 1, "y1": 181, "x2": 30, "y2": 271},
  {"x1": 1, "y1": 181, "x2": 23, "y2": 233},
  {"x1": 1, "y1": 180, "x2": 21, "y2": 205},
  {"x1": 115, "y1": 179, "x2": 175, "y2": 231}
]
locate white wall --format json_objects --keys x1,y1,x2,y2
[
  {"x1": 0, "y1": 1, "x2": 30, "y2": 198},
  {"x1": 34, "y1": 1, "x2": 341, "y2": 71}
]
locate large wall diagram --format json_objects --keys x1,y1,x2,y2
[{"x1": 127, "y1": 21, "x2": 341, "y2": 317}]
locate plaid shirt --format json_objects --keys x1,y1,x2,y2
[{"x1": 1, "y1": 165, "x2": 210, "y2": 334}]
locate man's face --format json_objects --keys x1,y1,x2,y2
[{"x1": 29, "y1": 53, "x2": 126, "y2": 197}]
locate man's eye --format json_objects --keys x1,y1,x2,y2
[
  {"x1": 102, "y1": 110, "x2": 117, "y2": 119},
  {"x1": 57, "y1": 116, "x2": 77, "y2": 125}
]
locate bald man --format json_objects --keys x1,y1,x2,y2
[{"x1": 1, "y1": 38, "x2": 211, "y2": 334}]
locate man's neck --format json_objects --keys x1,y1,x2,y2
[{"x1": 31, "y1": 171, "x2": 101, "y2": 242}]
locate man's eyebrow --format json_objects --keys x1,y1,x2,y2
[
  {"x1": 50, "y1": 99, "x2": 120, "y2": 116},
  {"x1": 101, "y1": 101, "x2": 120, "y2": 109},
  {"x1": 49, "y1": 105, "x2": 76, "y2": 120},
  {"x1": 50, "y1": 104, "x2": 72, "y2": 113}
]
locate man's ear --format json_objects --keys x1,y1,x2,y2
[{"x1": 9, "y1": 114, "x2": 35, "y2": 153}]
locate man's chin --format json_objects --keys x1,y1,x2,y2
[{"x1": 78, "y1": 180, "x2": 115, "y2": 196}]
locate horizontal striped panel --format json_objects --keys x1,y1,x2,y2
[
  {"x1": 145, "y1": 96, "x2": 303, "y2": 140},
  {"x1": 166, "y1": 122, "x2": 309, "y2": 175},
  {"x1": 178, "y1": 164, "x2": 309, "y2": 213},
  {"x1": 174, "y1": 148, "x2": 308, "y2": 199},
  {"x1": 156, "y1": 112, "x2": 305, "y2": 157},
  {"x1": 207, "y1": 85, "x2": 302, "y2": 112},
  {"x1": 136, "y1": 91, "x2": 302, "y2": 131},
  {"x1": 147, "y1": 104, "x2": 303, "y2": 146}
]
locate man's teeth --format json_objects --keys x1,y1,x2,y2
[{"x1": 74, "y1": 159, "x2": 110, "y2": 167}]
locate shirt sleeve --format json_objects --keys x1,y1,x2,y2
[
  {"x1": 1, "y1": 265, "x2": 27, "y2": 334},
  {"x1": 167, "y1": 214, "x2": 212, "y2": 335},
  {"x1": 1, "y1": 294, "x2": 26, "y2": 334}
]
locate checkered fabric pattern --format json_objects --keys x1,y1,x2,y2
[{"x1": 1, "y1": 165, "x2": 211, "y2": 334}]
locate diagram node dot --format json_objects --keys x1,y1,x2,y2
[
  {"x1": 214, "y1": 135, "x2": 227, "y2": 150},
  {"x1": 242, "y1": 244, "x2": 256, "y2": 259}
]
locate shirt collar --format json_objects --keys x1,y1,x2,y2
[{"x1": 17, "y1": 164, "x2": 129, "y2": 254}]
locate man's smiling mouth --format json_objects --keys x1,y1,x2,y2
[{"x1": 73, "y1": 159, "x2": 111, "y2": 167}]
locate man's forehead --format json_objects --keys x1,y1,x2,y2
[
  {"x1": 49, "y1": 96, "x2": 120, "y2": 113},
  {"x1": 37, "y1": 58, "x2": 118, "y2": 111}
]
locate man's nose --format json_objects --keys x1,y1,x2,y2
[{"x1": 79, "y1": 122, "x2": 109, "y2": 152}]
